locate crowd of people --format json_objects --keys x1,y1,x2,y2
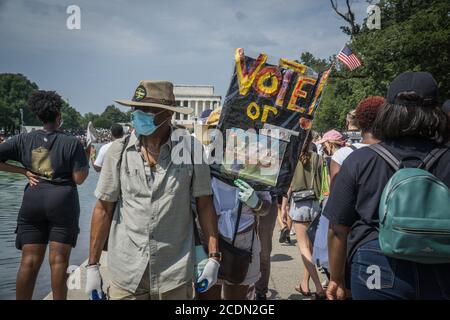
[
  {"x1": 70, "y1": 127, "x2": 116, "y2": 148},
  {"x1": 1, "y1": 127, "x2": 115, "y2": 148},
  {"x1": 0, "y1": 72, "x2": 449, "y2": 300}
]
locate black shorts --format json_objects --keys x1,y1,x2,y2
[{"x1": 15, "y1": 181, "x2": 80, "y2": 250}]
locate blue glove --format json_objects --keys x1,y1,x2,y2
[{"x1": 234, "y1": 179, "x2": 260, "y2": 209}]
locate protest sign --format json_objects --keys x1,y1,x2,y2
[{"x1": 210, "y1": 48, "x2": 331, "y2": 195}]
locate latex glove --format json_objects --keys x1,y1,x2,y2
[
  {"x1": 85, "y1": 264, "x2": 106, "y2": 300},
  {"x1": 196, "y1": 258, "x2": 220, "y2": 292},
  {"x1": 234, "y1": 179, "x2": 260, "y2": 209}
]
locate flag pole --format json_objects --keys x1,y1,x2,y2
[
  {"x1": 330, "y1": 43, "x2": 346, "y2": 72},
  {"x1": 332, "y1": 42, "x2": 351, "y2": 71}
]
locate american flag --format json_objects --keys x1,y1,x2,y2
[{"x1": 337, "y1": 46, "x2": 362, "y2": 71}]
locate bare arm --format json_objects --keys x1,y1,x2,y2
[
  {"x1": 286, "y1": 186, "x2": 292, "y2": 199},
  {"x1": 0, "y1": 161, "x2": 27, "y2": 175},
  {"x1": 196, "y1": 195, "x2": 219, "y2": 258},
  {"x1": 0, "y1": 162, "x2": 39, "y2": 186},
  {"x1": 329, "y1": 159, "x2": 341, "y2": 191},
  {"x1": 89, "y1": 146, "x2": 102, "y2": 172},
  {"x1": 327, "y1": 223, "x2": 350, "y2": 300},
  {"x1": 88, "y1": 199, "x2": 116, "y2": 265},
  {"x1": 72, "y1": 169, "x2": 89, "y2": 185},
  {"x1": 70, "y1": 140, "x2": 91, "y2": 185},
  {"x1": 91, "y1": 162, "x2": 102, "y2": 173}
]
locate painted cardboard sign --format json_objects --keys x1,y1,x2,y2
[{"x1": 211, "y1": 48, "x2": 330, "y2": 194}]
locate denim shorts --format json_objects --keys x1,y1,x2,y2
[
  {"x1": 351, "y1": 239, "x2": 450, "y2": 300},
  {"x1": 289, "y1": 199, "x2": 321, "y2": 223}
]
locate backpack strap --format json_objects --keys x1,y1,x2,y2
[
  {"x1": 189, "y1": 134, "x2": 207, "y2": 246},
  {"x1": 349, "y1": 144, "x2": 357, "y2": 151},
  {"x1": 369, "y1": 144, "x2": 401, "y2": 171},
  {"x1": 231, "y1": 201, "x2": 243, "y2": 246},
  {"x1": 231, "y1": 201, "x2": 255, "y2": 259},
  {"x1": 422, "y1": 147, "x2": 449, "y2": 171}
]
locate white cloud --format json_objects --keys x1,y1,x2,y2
[{"x1": 0, "y1": 0, "x2": 369, "y2": 114}]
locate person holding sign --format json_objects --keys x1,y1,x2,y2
[{"x1": 197, "y1": 110, "x2": 272, "y2": 300}]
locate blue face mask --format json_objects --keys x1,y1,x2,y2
[{"x1": 131, "y1": 110, "x2": 166, "y2": 137}]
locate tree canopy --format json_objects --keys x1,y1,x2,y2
[
  {"x1": 312, "y1": 0, "x2": 450, "y2": 132},
  {"x1": 0, "y1": 73, "x2": 39, "y2": 132},
  {"x1": 0, "y1": 73, "x2": 130, "y2": 133}
]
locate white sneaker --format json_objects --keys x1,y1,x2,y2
[{"x1": 290, "y1": 229, "x2": 296, "y2": 236}]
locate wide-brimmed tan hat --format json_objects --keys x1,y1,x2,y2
[{"x1": 115, "y1": 80, "x2": 193, "y2": 114}]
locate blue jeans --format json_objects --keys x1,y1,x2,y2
[{"x1": 350, "y1": 239, "x2": 450, "y2": 300}]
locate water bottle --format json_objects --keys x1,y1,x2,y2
[
  {"x1": 89, "y1": 289, "x2": 107, "y2": 300},
  {"x1": 196, "y1": 278, "x2": 208, "y2": 293},
  {"x1": 194, "y1": 245, "x2": 209, "y2": 293},
  {"x1": 89, "y1": 278, "x2": 107, "y2": 301}
]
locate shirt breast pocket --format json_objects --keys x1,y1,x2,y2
[
  {"x1": 121, "y1": 168, "x2": 144, "y2": 196},
  {"x1": 167, "y1": 165, "x2": 193, "y2": 195}
]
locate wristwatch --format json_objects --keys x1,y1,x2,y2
[{"x1": 208, "y1": 252, "x2": 222, "y2": 262}]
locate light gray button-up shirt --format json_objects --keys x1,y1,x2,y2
[{"x1": 94, "y1": 128, "x2": 212, "y2": 294}]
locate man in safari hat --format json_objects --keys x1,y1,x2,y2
[{"x1": 85, "y1": 80, "x2": 221, "y2": 300}]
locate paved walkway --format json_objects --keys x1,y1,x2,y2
[
  {"x1": 266, "y1": 228, "x2": 327, "y2": 300},
  {"x1": 45, "y1": 229, "x2": 325, "y2": 300}
]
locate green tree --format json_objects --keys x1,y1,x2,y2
[
  {"x1": 81, "y1": 112, "x2": 100, "y2": 128},
  {"x1": 0, "y1": 73, "x2": 85, "y2": 133},
  {"x1": 312, "y1": 0, "x2": 450, "y2": 132},
  {"x1": 93, "y1": 117, "x2": 113, "y2": 129},
  {"x1": 82, "y1": 105, "x2": 129, "y2": 129},
  {"x1": 300, "y1": 52, "x2": 331, "y2": 73},
  {"x1": 60, "y1": 102, "x2": 84, "y2": 131},
  {"x1": 101, "y1": 105, "x2": 128, "y2": 124},
  {"x1": 0, "y1": 73, "x2": 39, "y2": 133}
]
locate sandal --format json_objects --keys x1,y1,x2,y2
[{"x1": 294, "y1": 284, "x2": 312, "y2": 297}]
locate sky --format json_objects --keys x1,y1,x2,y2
[{"x1": 0, "y1": 0, "x2": 369, "y2": 115}]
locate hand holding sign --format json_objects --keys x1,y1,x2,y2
[{"x1": 234, "y1": 178, "x2": 260, "y2": 209}]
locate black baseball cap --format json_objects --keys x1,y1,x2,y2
[
  {"x1": 443, "y1": 100, "x2": 450, "y2": 113},
  {"x1": 387, "y1": 71, "x2": 438, "y2": 106}
]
